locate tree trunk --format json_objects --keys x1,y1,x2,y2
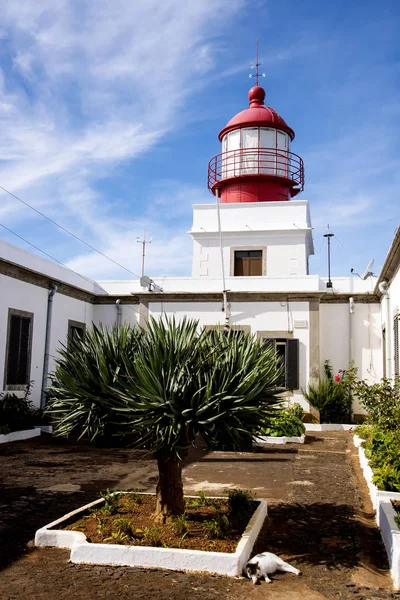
[{"x1": 155, "y1": 455, "x2": 185, "y2": 522}]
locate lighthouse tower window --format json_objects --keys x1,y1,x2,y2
[{"x1": 234, "y1": 250, "x2": 263, "y2": 276}]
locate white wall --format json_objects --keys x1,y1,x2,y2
[
  {"x1": 190, "y1": 200, "x2": 313, "y2": 279},
  {"x1": 0, "y1": 275, "x2": 48, "y2": 408},
  {"x1": 1, "y1": 274, "x2": 95, "y2": 408},
  {"x1": 148, "y1": 299, "x2": 310, "y2": 408},
  {"x1": 48, "y1": 294, "x2": 94, "y2": 375},
  {"x1": 320, "y1": 303, "x2": 382, "y2": 415}
]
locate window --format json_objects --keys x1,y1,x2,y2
[
  {"x1": 260, "y1": 337, "x2": 299, "y2": 390},
  {"x1": 4, "y1": 309, "x2": 33, "y2": 390},
  {"x1": 68, "y1": 320, "x2": 85, "y2": 347},
  {"x1": 234, "y1": 250, "x2": 262, "y2": 276}
]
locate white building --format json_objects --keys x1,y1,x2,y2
[{"x1": 1, "y1": 83, "x2": 398, "y2": 418}]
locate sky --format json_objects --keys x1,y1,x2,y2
[{"x1": 0, "y1": 0, "x2": 399, "y2": 283}]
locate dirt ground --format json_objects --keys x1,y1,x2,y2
[{"x1": 0, "y1": 431, "x2": 399, "y2": 600}]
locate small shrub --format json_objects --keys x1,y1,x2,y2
[
  {"x1": 100, "y1": 489, "x2": 119, "y2": 515},
  {"x1": 129, "y1": 490, "x2": 143, "y2": 505},
  {"x1": 354, "y1": 378, "x2": 400, "y2": 431},
  {"x1": 140, "y1": 526, "x2": 163, "y2": 547},
  {"x1": 190, "y1": 491, "x2": 208, "y2": 508},
  {"x1": 103, "y1": 529, "x2": 129, "y2": 544},
  {"x1": 0, "y1": 382, "x2": 36, "y2": 432},
  {"x1": 172, "y1": 514, "x2": 189, "y2": 536},
  {"x1": 302, "y1": 360, "x2": 355, "y2": 423},
  {"x1": 228, "y1": 489, "x2": 253, "y2": 516},
  {"x1": 262, "y1": 403, "x2": 305, "y2": 437},
  {"x1": 114, "y1": 518, "x2": 133, "y2": 538},
  {"x1": 202, "y1": 515, "x2": 229, "y2": 539}
]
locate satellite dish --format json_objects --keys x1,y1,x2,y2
[
  {"x1": 140, "y1": 275, "x2": 151, "y2": 288},
  {"x1": 361, "y1": 259, "x2": 375, "y2": 280}
]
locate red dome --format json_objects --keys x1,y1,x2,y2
[{"x1": 218, "y1": 85, "x2": 294, "y2": 141}]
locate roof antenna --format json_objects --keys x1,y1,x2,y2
[
  {"x1": 249, "y1": 38, "x2": 266, "y2": 86},
  {"x1": 323, "y1": 224, "x2": 334, "y2": 289},
  {"x1": 136, "y1": 230, "x2": 152, "y2": 277}
]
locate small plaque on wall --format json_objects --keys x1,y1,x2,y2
[{"x1": 294, "y1": 320, "x2": 308, "y2": 329}]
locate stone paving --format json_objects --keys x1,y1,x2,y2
[{"x1": 0, "y1": 432, "x2": 399, "y2": 599}]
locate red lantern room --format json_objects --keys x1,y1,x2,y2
[{"x1": 208, "y1": 85, "x2": 304, "y2": 203}]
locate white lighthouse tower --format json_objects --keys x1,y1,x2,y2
[{"x1": 190, "y1": 80, "x2": 314, "y2": 283}]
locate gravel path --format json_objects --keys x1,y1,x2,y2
[{"x1": 0, "y1": 431, "x2": 399, "y2": 599}]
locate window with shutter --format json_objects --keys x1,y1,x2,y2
[
  {"x1": 260, "y1": 336, "x2": 300, "y2": 390},
  {"x1": 4, "y1": 309, "x2": 33, "y2": 390},
  {"x1": 68, "y1": 320, "x2": 86, "y2": 348}
]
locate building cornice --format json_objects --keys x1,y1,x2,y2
[
  {"x1": 94, "y1": 291, "x2": 380, "y2": 304},
  {"x1": 374, "y1": 226, "x2": 400, "y2": 295},
  {"x1": 0, "y1": 258, "x2": 98, "y2": 303}
]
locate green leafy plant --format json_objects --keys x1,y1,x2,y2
[
  {"x1": 100, "y1": 489, "x2": 119, "y2": 515},
  {"x1": 114, "y1": 518, "x2": 133, "y2": 538},
  {"x1": 202, "y1": 515, "x2": 229, "y2": 539},
  {"x1": 302, "y1": 360, "x2": 356, "y2": 423},
  {"x1": 261, "y1": 403, "x2": 305, "y2": 437},
  {"x1": 189, "y1": 491, "x2": 208, "y2": 508},
  {"x1": 228, "y1": 489, "x2": 253, "y2": 517},
  {"x1": 103, "y1": 529, "x2": 129, "y2": 544},
  {"x1": 0, "y1": 381, "x2": 36, "y2": 433},
  {"x1": 172, "y1": 514, "x2": 189, "y2": 536},
  {"x1": 353, "y1": 378, "x2": 400, "y2": 431},
  {"x1": 141, "y1": 526, "x2": 163, "y2": 547}
]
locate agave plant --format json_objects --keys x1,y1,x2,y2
[{"x1": 46, "y1": 323, "x2": 143, "y2": 442}]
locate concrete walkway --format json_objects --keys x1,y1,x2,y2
[{"x1": 0, "y1": 432, "x2": 398, "y2": 599}]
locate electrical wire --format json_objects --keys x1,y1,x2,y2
[
  {"x1": 0, "y1": 221, "x2": 144, "y2": 320},
  {"x1": 0, "y1": 184, "x2": 141, "y2": 279}
]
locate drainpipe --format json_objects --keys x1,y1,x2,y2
[
  {"x1": 41, "y1": 283, "x2": 57, "y2": 409},
  {"x1": 349, "y1": 297, "x2": 354, "y2": 363},
  {"x1": 215, "y1": 188, "x2": 230, "y2": 329},
  {"x1": 379, "y1": 281, "x2": 391, "y2": 379},
  {"x1": 116, "y1": 299, "x2": 122, "y2": 327}
]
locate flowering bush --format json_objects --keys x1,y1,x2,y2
[{"x1": 301, "y1": 360, "x2": 356, "y2": 423}]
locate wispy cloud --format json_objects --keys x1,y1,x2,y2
[{"x1": 0, "y1": 0, "x2": 242, "y2": 277}]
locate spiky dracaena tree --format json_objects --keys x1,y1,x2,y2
[
  {"x1": 47, "y1": 323, "x2": 143, "y2": 442},
  {"x1": 47, "y1": 317, "x2": 283, "y2": 521}
]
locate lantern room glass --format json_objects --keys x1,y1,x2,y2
[{"x1": 221, "y1": 128, "x2": 290, "y2": 178}]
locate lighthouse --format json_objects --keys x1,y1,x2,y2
[
  {"x1": 190, "y1": 80, "x2": 313, "y2": 280},
  {"x1": 208, "y1": 85, "x2": 304, "y2": 203}
]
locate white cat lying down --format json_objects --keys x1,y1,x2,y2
[{"x1": 245, "y1": 552, "x2": 302, "y2": 584}]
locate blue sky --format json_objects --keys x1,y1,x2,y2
[{"x1": 0, "y1": 0, "x2": 399, "y2": 282}]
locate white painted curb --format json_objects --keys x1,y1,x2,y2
[
  {"x1": 254, "y1": 434, "x2": 305, "y2": 445},
  {"x1": 353, "y1": 435, "x2": 400, "y2": 518},
  {"x1": 354, "y1": 435, "x2": 400, "y2": 589},
  {"x1": 379, "y1": 502, "x2": 400, "y2": 589},
  {"x1": 305, "y1": 424, "x2": 353, "y2": 431},
  {"x1": 0, "y1": 428, "x2": 41, "y2": 444},
  {"x1": 35, "y1": 425, "x2": 53, "y2": 434},
  {"x1": 35, "y1": 493, "x2": 268, "y2": 577}
]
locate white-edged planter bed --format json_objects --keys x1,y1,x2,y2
[
  {"x1": 354, "y1": 434, "x2": 400, "y2": 589},
  {"x1": 35, "y1": 493, "x2": 268, "y2": 577},
  {"x1": 305, "y1": 424, "x2": 353, "y2": 432},
  {"x1": 0, "y1": 428, "x2": 41, "y2": 444},
  {"x1": 254, "y1": 434, "x2": 305, "y2": 445}
]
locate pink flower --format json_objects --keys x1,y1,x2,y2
[{"x1": 334, "y1": 374, "x2": 341, "y2": 382}]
